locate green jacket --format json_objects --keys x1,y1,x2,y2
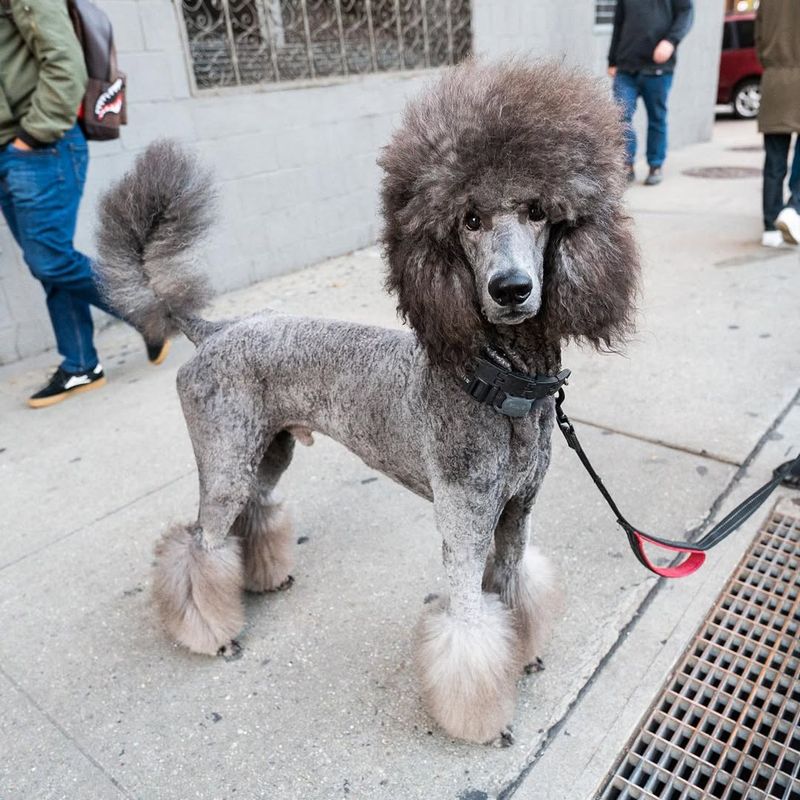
[{"x1": 0, "y1": 0, "x2": 87, "y2": 147}]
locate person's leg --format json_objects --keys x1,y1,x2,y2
[
  {"x1": 3, "y1": 127, "x2": 116, "y2": 371},
  {"x1": 787, "y1": 133, "x2": 800, "y2": 212},
  {"x1": 640, "y1": 72, "x2": 674, "y2": 170},
  {"x1": 762, "y1": 133, "x2": 790, "y2": 231},
  {"x1": 0, "y1": 154, "x2": 22, "y2": 245},
  {"x1": 612, "y1": 72, "x2": 639, "y2": 169},
  {"x1": 773, "y1": 133, "x2": 800, "y2": 245}
]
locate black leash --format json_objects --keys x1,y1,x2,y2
[
  {"x1": 554, "y1": 389, "x2": 800, "y2": 578},
  {"x1": 459, "y1": 353, "x2": 799, "y2": 577}
]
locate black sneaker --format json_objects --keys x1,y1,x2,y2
[
  {"x1": 644, "y1": 167, "x2": 663, "y2": 186},
  {"x1": 28, "y1": 364, "x2": 106, "y2": 409},
  {"x1": 145, "y1": 338, "x2": 170, "y2": 365}
]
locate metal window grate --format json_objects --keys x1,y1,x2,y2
[
  {"x1": 595, "y1": 0, "x2": 617, "y2": 26},
  {"x1": 179, "y1": 0, "x2": 472, "y2": 90},
  {"x1": 599, "y1": 507, "x2": 800, "y2": 800}
]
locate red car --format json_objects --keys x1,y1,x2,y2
[{"x1": 718, "y1": 12, "x2": 763, "y2": 119}]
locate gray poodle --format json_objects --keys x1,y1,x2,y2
[{"x1": 96, "y1": 60, "x2": 639, "y2": 745}]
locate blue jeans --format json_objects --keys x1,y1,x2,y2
[
  {"x1": 763, "y1": 133, "x2": 800, "y2": 231},
  {"x1": 0, "y1": 125, "x2": 120, "y2": 372},
  {"x1": 613, "y1": 71, "x2": 674, "y2": 168}
]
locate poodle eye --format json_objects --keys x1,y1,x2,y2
[
  {"x1": 464, "y1": 212, "x2": 481, "y2": 231},
  {"x1": 528, "y1": 202, "x2": 546, "y2": 222}
]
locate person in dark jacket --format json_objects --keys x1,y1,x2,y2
[
  {"x1": 0, "y1": 0, "x2": 168, "y2": 408},
  {"x1": 608, "y1": 0, "x2": 694, "y2": 186},
  {"x1": 756, "y1": 0, "x2": 800, "y2": 248}
]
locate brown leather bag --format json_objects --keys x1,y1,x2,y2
[{"x1": 67, "y1": 0, "x2": 127, "y2": 141}]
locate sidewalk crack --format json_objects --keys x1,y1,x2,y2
[
  {"x1": 566, "y1": 416, "x2": 741, "y2": 466},
  {"x1": 0, "y1": 664, "x2": 137, "y2": 799},
  {"x1": 0, "y1": 470, "x2": 194, "y2": 575}
]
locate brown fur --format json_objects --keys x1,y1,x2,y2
[
  {"x1": 152, "y1": 524, "x2": 244, "y2": 654},
  {"x1": 414, "y1": 594, "x2": 521, "y2": 743},
  {"x1": 380, "y1": 59, "x2": 639, "y2": 371},
  {"x1": 483, "y1": 544, "x2": 561, "y2": 666},
  {"x1": 231, "y1": 497, "x2": 295, "y2": 593}
]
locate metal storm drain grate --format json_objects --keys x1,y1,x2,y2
[
  {"x1": 598, "y1": 506, "x2": 800, "y2": 800},
  {"x1": 683, "y1": 167, "x2": 762, "y2": 179}
]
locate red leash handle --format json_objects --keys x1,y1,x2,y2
[
  {"x1": 628, "y1": 531, "x2": 706, "y2": 579},
  {"x1": 555, "y1": 389, "x2": 795, "y2": 580}
]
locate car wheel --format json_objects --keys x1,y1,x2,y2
[{"x1": 733, "y1": 79, "x2": 761, "y2": 119}]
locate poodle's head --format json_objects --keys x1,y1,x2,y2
[{"x1": 380, "y1": 59, "x2": 639, "y2": 370}]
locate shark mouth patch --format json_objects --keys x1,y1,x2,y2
[{"x1": 95, "y1": 78, "x2": 124, "y2": 120}]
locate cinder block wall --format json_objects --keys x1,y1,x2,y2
[{"x1": 0, "y1": 0, "x2": 723, "y2": 366}]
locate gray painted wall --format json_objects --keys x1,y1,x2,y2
[{"x1": 0, "y1": 0, "x2": 723, "y2": 366}]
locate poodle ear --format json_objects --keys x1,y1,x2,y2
[
  {"x1": 385, "y1": 230, "x2": 485, "y2": 369},
  {"x1": 543, "y1": 214, "x2": 639, "y2": 349}
]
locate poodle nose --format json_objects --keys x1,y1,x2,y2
[{"x1": 488, "y1": 272, "x2": 533, "y2": 306}]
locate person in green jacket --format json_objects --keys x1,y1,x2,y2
[{"x1": 0, "y1": 0, "x2": 168, "y2": 408}]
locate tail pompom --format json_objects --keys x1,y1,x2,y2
[{"x1": 95, "y1": 139, "x2": 216, "y2": 344}]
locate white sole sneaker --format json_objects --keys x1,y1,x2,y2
[
  {"x1": 775, "y1": 208, "x2": 800, "y2": 245},
  {"x1": 761, "y1": 230, "x2": 785, "y2": 248}
]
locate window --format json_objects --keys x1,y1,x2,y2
[
  {"x1": 179, "y1": 0, "x2": 472, "y2": 90},
  {"x1": 722, "y1": 20, "x2": 734, "y2": 51},
  {"x1": 735, "y1": 19, "x2": 755, "y2": 48},
  {"x1": 595, "y1": 0, "x2": 617, "y2": 26}
]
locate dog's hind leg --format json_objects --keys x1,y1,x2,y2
[
  {"x1": 153, "y1": 369, "x2": 266, "y2": 655},
  {"x1": 482, "y1": 496, "x2": 560, "y2": 672},
  {"x1": 232, "y1": 430, "x2": 296, "y2": 593},
  {"x1": 414, "y1": 489, "x2": 521, "y2": 744}
]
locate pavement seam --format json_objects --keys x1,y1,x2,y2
[
  {"x1": 0, "y1": 470, "x2": 194, "y2": 575},
  {"x1": 0, "y1": 664, "x2": 136, "y2": 799},
  {"x1": 496, "y1": 385, "x2": 800, "y2": 800},
  {"x1": 565, "y1": 415, "x2": 741, "y2": 467}
]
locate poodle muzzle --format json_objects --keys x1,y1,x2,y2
[{"x1": 481, "y1": 217, "x2": 546, "y2": 324}]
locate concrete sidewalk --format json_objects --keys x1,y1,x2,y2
[{"x1": 0, "y1": 119, "x2": 798, "y2": 800}]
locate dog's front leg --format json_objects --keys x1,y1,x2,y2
[
  {"x1": 483, "y1": 496, "x2": 560, "y2": 673},
  {"x1": 414, "y1": 487, "x2": 521, "y2": 744}
]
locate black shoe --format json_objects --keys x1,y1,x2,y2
[
  {"x1": 28, "y1": 364, "x2": 106, "y2": 409},
  {"x1": 644, "y1": 166, "x2": 663, "y2": 186},
  {"x1": 145, "y1": 338, "x2": 170, "y2": 365}
]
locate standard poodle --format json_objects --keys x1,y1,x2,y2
[{"x1": 96, "y1": 59, "x2": 639, "y2": 745}]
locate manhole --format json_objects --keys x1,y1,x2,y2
[
  {"x1": 683, "y1": 167, "x2": 762, "y2": 179},
  {"x1": 598, "y1": 504, "x2": 800, "y2": 800},
  {"x1": 727, "y1": 146, "x2": 763, "y2": 153}
]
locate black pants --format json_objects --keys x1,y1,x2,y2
[{"x1": 763, "y1": 133, "x2": 800, "y2": 231}]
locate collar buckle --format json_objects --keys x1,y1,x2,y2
[{"x1": 462, "y1": 356, "x2": 570, "y2": 418}]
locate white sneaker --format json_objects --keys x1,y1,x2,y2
[
  {"x1": 761, "y1": 230, "x2": 785, "y2": 248},
  {"x1": 775, "y1": 207, "x2": 800, "y2": 245}
]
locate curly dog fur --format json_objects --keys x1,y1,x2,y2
[{"x1": 96, "y1": 60, "x2": 639, "y2": 744}]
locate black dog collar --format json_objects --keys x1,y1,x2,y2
[{"x1": 460, "y1": 356, "x2": 571, "y2": 418}]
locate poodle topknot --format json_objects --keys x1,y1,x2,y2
[
  {"x1": 381, "y1": 59, "x2": 638, "y2": 370},
  {"x1": 96, "y1": 58, "x2": 640, "y2": 746}
]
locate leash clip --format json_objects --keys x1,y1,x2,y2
[{"x1": 555, "y1": 388, "x2": 580, "y2": 450}]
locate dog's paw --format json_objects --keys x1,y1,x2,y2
[
  {"x1": 490, "y1": 726, "x2": 515, "y2": 748},
  {"x1": 524, "y1": 656, "x2": 544, "y2": 675},
  {"x1": 270, "y1": 574, "x2": 294, "y2": 592},
  {"x1": 217, "y1": 639, "x2": 243, "y2": 660}
]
